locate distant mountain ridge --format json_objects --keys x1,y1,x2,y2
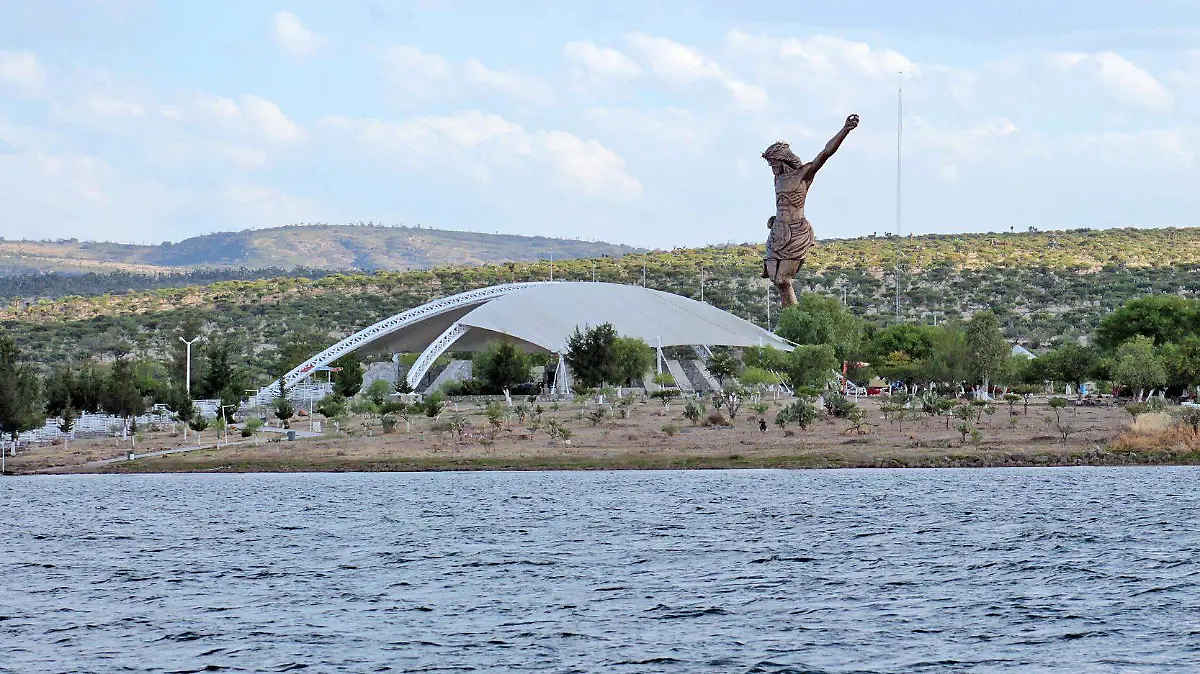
[{"x1": 0, "y1": 224, "x2": 642, "y2": 275}]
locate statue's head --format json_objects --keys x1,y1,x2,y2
[{"x1": 762, "y1": 141, "x2": 802, "y2": 175}]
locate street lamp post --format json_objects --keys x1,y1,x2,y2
[{"x1": 179, "y1": 336, "x2": 200, "y2": 396}]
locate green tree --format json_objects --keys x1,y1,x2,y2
[
  {"x1": 473, "y1": 341, "x2": 532, "y2": 392},
  {"x1": 775, "y1": 293, "x2": 863, "y2": 362},
  {"x1": 198, "y1": 340, "x2": 236, "y2": 399},
  {"x1": 274, "y1": 381, "x2": 295, "y2": 428},
  {"x1": 706, "y1": 348, "x2": 742, "y2": 383},
  {"x1": 1033, "y1": 343, "x2": 1099, "y2": 394},
  {"x1": 72, "y1": 364, "x2": 106, "y2": 414},
  {"x1": 611, "y1": 337, "x2": 654, "y2": 386},
  {"x1": 927, "y1": 325, "x2": 970, "y2": 385},
  {"x1": 787, "y1": 344, "x2": 838, "y2": 389},
  {"x1": 102, "y1": 357, "x2": 146, "y2": 422},
  {"x1": 1096, "y1": 295, "x2": 1200, "y2": 350},
  {"x1": 868, "y1": 323, "x2": 937, "y2": 363},
  {"x1": 564, "y1": 323, "x2": 619, "y2": 389},
  {"x1": 44, "y1": 365, "x2": 77, "y2": 417},
  {"x1": 1160, "y1": 336, "x2": 1200, "y2": 395},
  {"x1": 364, "y1": 378, "x2": 392, "y2": 407},
  {"x1": 331, "y1": 354, "x2": 364, "y2": 398},
  {"x1": 0, "y1": 334, "x2": 45, "y2": 445},
  {"x1": 965, "y1": 311, "x2": 1010, "y2": 391},
  {"x1": 1113, "y1": 336, "x2": 1167, "y2": 399},
  {"x1": 742, "y1": 345, "x2": 791, "y2": 373}
]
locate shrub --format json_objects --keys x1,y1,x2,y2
[
  {"x1": 683, "y1": 400, "x2": 704, "y2": 425},
  {"x1": 661, "y1": 423, "x2": 680, "y2": 437},
  {"x1": 422, "y1": 392, "x2": 445, "y2": 418},
  {"x1": 706, "y1": 410, "x2": 729, "y2": 427}
]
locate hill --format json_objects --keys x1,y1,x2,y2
[
  {"x1": 2, "y1": 227, "x2": 1198, "y2": 385},
  {"x1": 0, "y1": 223, "x2": 642, "y2": 276}
]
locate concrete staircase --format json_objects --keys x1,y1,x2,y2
[{"x1": 665, "y1": 359, "x2": 694, "y2": 392}]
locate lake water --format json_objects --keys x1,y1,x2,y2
[{"x1": 3, "y1": 468, "x2": 1200, "y2": 673}]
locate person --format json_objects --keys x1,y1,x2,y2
[
  {"x1": 762, "y1": 114, "x2": 859, "y2": 308},
  {"x1": 759, "y1": 418, "x2": 767, "y2": 434}
]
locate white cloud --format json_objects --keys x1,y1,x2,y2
[
  {"x1": 194, "y1": 93, "x2": 306, "y2": 144},
  {"x1": 85, "y1": 94, "x2": 145, "y2": 117},
  {"x1": 322, "y1": 111, "x2": 642, "y2": 199},
  {"x1": 269, "y1": 10, "x2": 326, "y2": 59},
  {"x1": 624, "y1": 33, "x2": 767, "y2": 110},
  {"x1": 463, "y1": 58, "x2": 553, "y2": 104},
  {"x1": 564, "y1": 41, "x2": 641, "y2": 80},
  {"x1": 224, "y1": 183, "x2": 319, "y2": 225},
  {"x1": 374, "y1": 45, "x2": 451, "y2": 96},
  {"x1": 0, "y1": 49, "x2": 46, "y2": 91},
  {"x1": 1066, "y1": 128, "x2": 1193, "y2": 166},
  {"x1": 1047, "y1": 51, "x2": 1174, "y2": 111},
  {"x1": 584, "y1": 107, "x2": 715, "y2": 149},
  {"x1": 241, "y1": 95, "x2": 306, "y2": 143}
]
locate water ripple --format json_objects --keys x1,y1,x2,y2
[{"x1": 4, "y1": 468, "x2": 1200, "y2": 671}]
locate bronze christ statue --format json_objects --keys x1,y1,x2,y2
[{"x1": 762, "y1": 113, "x2": 859, "y2": 308}]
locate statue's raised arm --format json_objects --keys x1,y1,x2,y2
[{"x1": 806, "y1": 114, "x2": 859, "y2": 177}]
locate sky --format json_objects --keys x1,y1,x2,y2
[{"x1": 1, "y1": 0, "x2": 1199, "y2": 249}]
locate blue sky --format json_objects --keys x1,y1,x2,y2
[{"x1": 1, "y1": 0, "x2": 1198, "y2": 248}]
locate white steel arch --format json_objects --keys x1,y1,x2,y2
[
  {"x1": 406, "y1": 322, "x2": 470, "y2": 389},
  {"x1": 283, "y1": 282, "x2": 551, "y2": 389}
]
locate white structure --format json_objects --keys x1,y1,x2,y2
[{"x1": 283, "y1": 282, "x2": 793, "y2": 392}]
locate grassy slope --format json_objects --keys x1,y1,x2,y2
[
  {"x1": 2, "y1": 227, "x2": 1198, "y2": 380},
  {"x1": 0, "y1": 224, "x2": 641, "y2": 274}
]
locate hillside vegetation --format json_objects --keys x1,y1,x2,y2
[
  {"x1": 2, "y1": 227, "x2": 1198, "y2": 386},
  {"x1": 0, "y1": 223, "x2": 641, "y2": 276}
]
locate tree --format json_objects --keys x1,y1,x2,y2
[
  {"x1": 965, "y1": 311, "x2": 1009, "y2": 392},
  {"x1": 44, "y1": 365, "x2": 77, "y2": 417},
  {"x1": 188, "y1": 411, "x2": 209, "y2": 445},
  {"x1": 102, "y1": 357, "x2": 146, "y2": 422},
  {"x1": 364, "y1": 378, "x2": 392, "y2": 407},
  {"x1": 316, "y1": 392, "x2": 348, "y2": 421},
  {"x1": 611, "y1": 337, "x2": 654, "y2": 386},
  {"x1": 1113, "y1": 336, "x2": 1167, "y2": 400},
  {"x1": 868, "y1": 323, "x2": 937, "y2": 363},
  {"x1": 786, "y1": 344, "x2": 838, "y2": 389},
  {"x1": 274, "y1": 390, "x2": 295, "y2": 429},
  {"x1": 473, "y1": 341, "x2": 532, "y2": 392},
  {"x1": 926, "y1": 325, "x2": 970, "y2": 386},
  {"x1": 331, "y1": 354, "x2": 364, "y2": 398},
  {"x1": 0, "y1": 335, "x2": 45, "y2": 449},
  {"x1": 1160, "y1": 336, "x2": 1200, "y2": 395},
  {"x1": 564, "y1": 323, "x2": 619, "y2": 389},
  {"x1": 58, "y1": 406, "x2": 75, "y2": 446},
  {"x1": 198, "y1": 340, "x2": 236, "y2": 400},
  {"x1": 1035, "y1": 343, "x2": 1099, "y2": 395},
  {"x1": 72, "y1": 364, "x2": 106, "y2": 414},
  {"x1": 742, "y1": 345, "x2": 791, "y2": 373},
  {"x1": 775, "y1": 293, "x2": 863, "y2": 362},
  {"x1": 1096, "y1": 295, "x2": 1200, "y2": 350},
  {"x1": 707, "y1": 348, "x2": 742, "y2": 383}
]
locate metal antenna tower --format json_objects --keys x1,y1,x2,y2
[{"x1": 894, "y1": 73, "x2": 904, "y2": 323}]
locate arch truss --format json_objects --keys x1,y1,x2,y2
[{"x1": 282, "y1": 282, "x2": 551, "y2": 390}]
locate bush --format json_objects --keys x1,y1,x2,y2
[
  {"x1": 683, "y1": 400, "x2": 705, "y2": 425},
  {"x1": 422, "y1": 391, "x2": 445, "y2": 418},
  {"x1": 473, "y1": 341, "x2": 532, "y2": 393},
  {"x1": 316, "y1": 393, "x2": 348, "y2": 420},
  {"x1": 706, "y1": 410, "x2": 729, "y2": 427},
  {"x1": 738, "y1": 366, "x2": 781, "y2": 387},
  {"x1": 661, "y1": 423, "x2": 680, "y2": 437}
]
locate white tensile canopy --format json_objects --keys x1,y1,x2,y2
[{"x1": 284, "y1": 282, "x2": 793, "y2": 390}]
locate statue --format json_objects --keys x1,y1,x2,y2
[{"x1": 762, "y1": 114, "x2": 859, "y2": 308}]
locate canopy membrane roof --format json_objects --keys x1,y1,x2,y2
[
  {"x1": 286, "y1": 282, "x2": 792, "y2": 388},
  {"x1": 381, "y1": 282, "x2": 790, "y2": 354}
]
